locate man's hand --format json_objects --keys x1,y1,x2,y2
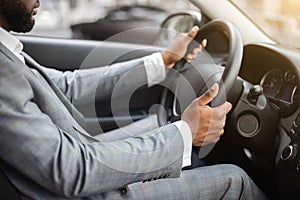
[
  {"x1": 161, "y1": 26, "x2": 207, "y2": 68},
  {"x1": 182, "y1": 83, "x2": 232, "y2": 146}
]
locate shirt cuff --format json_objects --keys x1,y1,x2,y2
[
  {"x1": 143, "y1": 52, "x2": 166, "y2": 87},
  {"x1": 173, "y1": 120, "x2": 192, "y2": 168}
]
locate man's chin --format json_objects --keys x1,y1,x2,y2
[{"x1": 11, "y1": 21, "x2": 35, "y2": 33}]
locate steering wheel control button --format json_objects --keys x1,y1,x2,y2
[
  {"x1": 290, "y1": 129, "x2": 296, "y2": 136},
  {"x1": 293, "y1": 121, "x2": 298, "y2": 128},
  {"x1": 281, "y1": 145, "x2": 297, "y2": 161},
  {"x1": 291, "y1": 114, "x2": 300, "y2": 136},
  {"x1": 291, "y1": 121, "x2": 300, "y2": 137},
  {"x1": 237, "y1": 114, "x2": 259, "y2": 138}
]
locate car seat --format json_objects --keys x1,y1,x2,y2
[{"x1": 0, "y1": 168, "x2": 21, "y2": 199}]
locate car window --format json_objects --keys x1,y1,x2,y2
[
  {"x1": 30, "y1": 0, "x2": 72, "y2": 38},
  {"x1": 28, "y1": 0, "x2": 196, "y2": 43}
]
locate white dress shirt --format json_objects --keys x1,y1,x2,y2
[{"x1": 0, "y1": 27, "x2": 192, "y2": 167}]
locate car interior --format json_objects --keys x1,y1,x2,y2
[{"x1": 1, "y1": 0, "x2": 300, "y2": 199}]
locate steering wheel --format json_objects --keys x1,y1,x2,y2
[{"x1": 158, "y1": 19, "x2": 243, "y2": 126}]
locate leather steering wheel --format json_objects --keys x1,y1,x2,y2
[{"x1": 158, "y1": 19, "x2": 243, "y2": 125}]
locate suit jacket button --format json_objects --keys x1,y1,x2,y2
[{"x1": 119, "y1": 187, "x2": 127, "y2": 196}]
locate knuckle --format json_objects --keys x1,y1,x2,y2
[
  {"x1": 221, "y1": 121, "x2": 226, "y2": 128},
  {"x1": 200, "y1": 105, "x2": 211, "y2": 113},
  {"x1": 220, "y1": 129, "x2": 224, "y2": 135},
  {"x1": 222, "y1": 128, "x2": 225, "y2": 133}
]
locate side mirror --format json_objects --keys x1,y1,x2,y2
[{"x1": 157, "y1": 11, "x2": 202, "y2": 46}]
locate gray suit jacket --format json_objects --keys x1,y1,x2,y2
[{"x1": 0, "y1": 43, "x2": 184, "y2": 199}]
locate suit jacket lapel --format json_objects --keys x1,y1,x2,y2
[{"x1": 21, "y1": 51, "x2": 87, "y2": 130}]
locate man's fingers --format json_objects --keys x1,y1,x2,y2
[
  {"x1": 198, "y1": 83, "x2": 219, "y2": 106},
  {"x1": 187, "y1": 26, "x2": 199, "y2": 39},
  {"x1": 225, "y1": 102, "x2": 232, "y2": 114},
  {"x1": 186, "y1": 39, "x2": 207, "y2": 63},
  {"x1": 192, "y1": 47, "x2": 202, "y2": 55},
  {"x1": 201, "y1": 39, "x2": 207, "y2": 48}
]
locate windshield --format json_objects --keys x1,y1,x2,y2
[{"x1": 231, "y1": 0, "x2": 300, "y2": 49}]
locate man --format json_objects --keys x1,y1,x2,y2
[{"x1": 0, "y1": 0, "x2": 267, "y2": 199}]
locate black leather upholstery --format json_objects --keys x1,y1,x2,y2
[{"x1": 0, "y1": 169, "x2": 21, "y2": 200}]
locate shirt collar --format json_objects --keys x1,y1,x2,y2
[{"x1": 0, "y1": 27, "x2": 23, "y2": 54}]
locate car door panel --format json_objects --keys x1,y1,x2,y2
[{"x1": 19, "y1": 36, "x2": 164, "y2": 135}]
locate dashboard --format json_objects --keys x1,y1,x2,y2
[
  {"x1": 239, "y1": 43, "x2": 300, "y2": 117},
  {"x1": 225, "y1": 43, "x2": 300, "y2": 198}
]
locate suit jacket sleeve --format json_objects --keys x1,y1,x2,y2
[
  {"x1": 0, "y1": 58, "x2": 184, "y2": 198},
  {"x1": 41, "y1": 58, "x2": 148, "y2": 105}
]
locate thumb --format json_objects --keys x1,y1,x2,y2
[
  {"x1": 187, "y1": 26, "x2": 199, "y2": 40},
  {"x1": 225, "y1": 102, "x2": 233, "y2": 114},
  {"x1": 198, "y1": 83, "x2": 219, "y2": 106}
]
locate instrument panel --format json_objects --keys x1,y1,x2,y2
[{"x1": 260, "y1": 68, "x2": 297, "y2": 104}]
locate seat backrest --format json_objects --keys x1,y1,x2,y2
[{"x1": 0, "y1": 169, "x2": 21, "y2": 199}]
